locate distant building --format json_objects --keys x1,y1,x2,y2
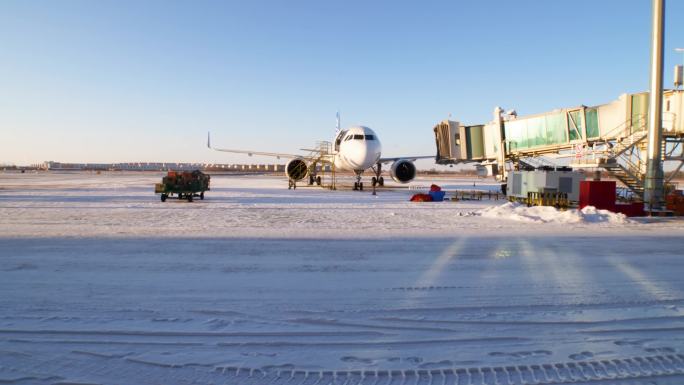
[{"x1": 40, "y1": 161, "x2": 286, "y2": 173}]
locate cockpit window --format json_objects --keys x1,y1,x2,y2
[
  {"x1": 353, "y1": 135, "x2": 364, "y2": 140},
  {"x1": 344, "y1": 135, "x2": 353, "y2": 141},
  {"x1": 335, "y1": 130, "x2": 347, "y2": 146},
  {"x1": 365, "y1": 135, "x2": 375, "y2": 140}
]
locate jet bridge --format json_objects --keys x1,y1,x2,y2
[{"x1": 434, "y1": 90, "x2": 684, "y2": 199}]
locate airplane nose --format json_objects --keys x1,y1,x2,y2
[
  {"x1": 349, "y1": 143, "x2": 380, "y2": 169},
  {"x1": 363, "y1": 149, "x2": 379, "y2": 166},
  {"x1": 346, "y1": 145, "x2": 368, "y2": 169}
]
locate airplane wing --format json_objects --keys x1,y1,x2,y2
[
  {"x1": 207, "y1": 132, "x2": 302, "y2": 160},
  {"x1": 378, "y1": 155, "x2": 435, "y2": 164}
]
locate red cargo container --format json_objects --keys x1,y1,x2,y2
[{"x1": 579, "y1": 180, "x2": 616, "y2": 211}]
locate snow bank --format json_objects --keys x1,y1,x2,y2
[{"x1": 480, "y1": 202, "x2": 630, "y2": 224}]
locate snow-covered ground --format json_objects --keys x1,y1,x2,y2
[{"x1": 1, "y1": 171, "x2": 684, "y2": 385}]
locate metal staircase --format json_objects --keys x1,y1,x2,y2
[
  {"x1": 566, "y1": 114, "x2": 683, "y2": 199},
  {"x1": 600, "y1": 160, "x2": 645, "y2": 197},
  {"x1": 596, "y1": 118, "x2": 648, "y2": 199},
  {"x1": 303, "y1": 141, "x2": 338, "y2": 189},
  {"x1": 563, "y1": 116, "x2": 649, "y2": 199},
  {"x1": 517, "y1": 155, "x2": 557, "y2": 170}
]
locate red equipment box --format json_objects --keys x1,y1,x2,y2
[
  {"x1": 614, "y1": 202, "x2": 645, "y2": 217},
  {"x1": 579, "y1": 180, "x2": 616, "y2": 211}
]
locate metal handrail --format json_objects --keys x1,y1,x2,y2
[
  {"x1": 663, "y1": 111, "x2": 677, "y2": 133},
  {"x1": 316, "y1": 141, "x2": 332, "y2": 155},
  {"x1": 518, "y1": 155, "x2": 557, "y2": 170},
  {"x1": 598, "y1": 115, "x2": 648, "y2": 146},
  {"x1": 619, "y1": 154, "x2": 644, "y2": 180},
  {"x1": 609, "y1": 131, "x2": 648, "y2": 158}
]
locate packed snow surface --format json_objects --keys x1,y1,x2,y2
[{"x1": 1, "y1": 172, "x2": 684, "y2": 385}]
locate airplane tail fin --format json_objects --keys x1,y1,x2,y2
[
  {"x1": 207, "y1": 132, "x2": 211, "y2": 149},
  {"x1": 335, "y1": 111, "x2": 341, "y2": 134}
]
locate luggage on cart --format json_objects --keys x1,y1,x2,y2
[{"x1": 155, "y1": 170, "x2": 210, "y2": 202}]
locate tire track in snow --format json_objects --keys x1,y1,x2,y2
[
  {"x1": 402, "y1": 238, "x2": 468, "y2": 307},
  {"x1": 183, "y1": 353, "x2": 684, "y2": 384},
  {"x1": 0, "y1": 329, "x2": 386, "y2": 338},
  {"x1": 214, "y1": 336, "x2": 527, "y2": 348},
  {"x1": 371, "y1": 315, "x2": 684, "y2": 327},
  {"x1": 335, "y1": 298, "x2": 684, "y2": 316},
  {"x1": 5, "y1": 349, "x2": 684, "y2": 385},
  {"x1": 287, "y1": 318, "x2": 457, "y2": 333}
]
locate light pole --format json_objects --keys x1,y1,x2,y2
[{"x1": 644, "y1": 0, "x2": 665, "y2": 210}]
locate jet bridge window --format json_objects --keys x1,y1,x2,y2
[
  {"x1": 568, "y1": 110, "x2": 584, "y2": 141},
  {"x1": 585, "y1": 108, "x2": 599, "y2": 139},
  {"x1": 365, "y1": 135, "x2": 375, "y2": 140}
]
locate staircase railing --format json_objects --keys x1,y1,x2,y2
[
  {"x1": 598, "y1": 114, "x2": 648, "y2": 144},
  {"x1": 576, "y1": 115, "x2": 647, "y2": 164},
  {"x1": 518, "y1": 155, "x2": 557, "y2": 170},
  {"x1": 621, "y1": 150, "x2": 644, "y2": 175},
  {"x1": 610, "y1": 131, "x2": 648, "y2": 158}
]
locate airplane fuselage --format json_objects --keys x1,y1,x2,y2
[{"x1": 333, "y1": 126, "x2": 382, "y2": 173}]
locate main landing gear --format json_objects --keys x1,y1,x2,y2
[{"x1": 370, "y1": 162, "x2": 384, "y2": 188}]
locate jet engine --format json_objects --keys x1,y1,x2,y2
[
  {"x1": 285, "y1": 158, "x2": 309, "y2": 181},
  {"x1": 390, "y1": 159, "x2": 416, "y2": 183}
]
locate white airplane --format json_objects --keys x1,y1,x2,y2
[{"x1": 207, "y1": 116, "x2": 434, "y2": 190}]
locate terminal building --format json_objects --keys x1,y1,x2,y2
[{"x1": 434, "y1": 90, "x2": 684, "y2": 200}]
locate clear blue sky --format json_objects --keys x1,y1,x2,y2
[{"x1": 2, "y1": 0, "x2": 683, "y2": 166}]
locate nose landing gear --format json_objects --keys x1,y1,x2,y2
[
  {"x1": 352, "y1": 162, "x2": 384, "y2": 192},
  {"x1": 308, "y1": 174, "x2": 323, "y2": 186},
  {"x1": 353, "y1": 173, "x2": 363, "y2": 191}
]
